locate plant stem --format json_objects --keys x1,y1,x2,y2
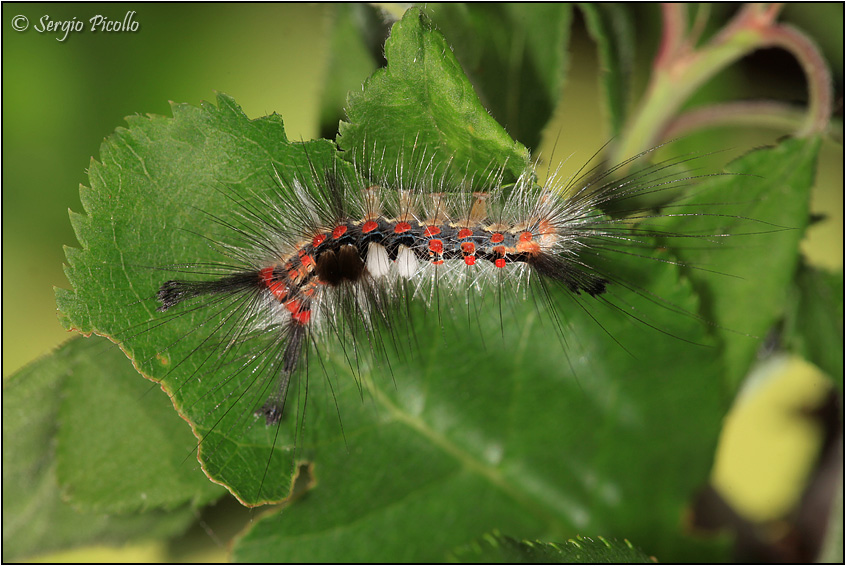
[
  {"x1": 662, "y1": 101, "x2": 810, "y2": 139},
  {"x1": 758, "y1": 23, "x2": 832, "y2": 137},
  {"x1": 613, "y1": 3, "x2": 832, "y2": 163}
]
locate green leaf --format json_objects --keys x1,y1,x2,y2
[
  {"x1": 785, "y1": 262, "x2": 844, "y2": 387},
  {"x1": 578, "y1": 3, "x2": 635, "y2": 136},
  {"x1": 1, "y1": 336, "x2": 217, "y2": 560},
  {"x1": 449, "y1": 532, "x2": 653, "y2": 563},
  {"x1": 655, "y1": 137, "x2": 819, "y2": 392},
  {"x1": 428, "y1": 4, "x2": 573, "y2": 150},
  {"x1": 338, "y1": 8, "x2": 531, "y2": 185}
]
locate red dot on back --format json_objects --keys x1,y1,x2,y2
[
  {"x1": 291, "y1": 309, "x2": 311, "y2": 325},
  {"x1": 259, "y1": 267, "x2": 274, "y2": 284}
]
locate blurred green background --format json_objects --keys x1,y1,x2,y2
[
  {"x1": 3, "y1": 3, "x2": 842, "y2": 562},
  {"x1": 3, "y1": 3, "x2": 332, "y2": 375}
]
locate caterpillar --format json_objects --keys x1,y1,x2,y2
[
  {"x1": 154, "y1": 149, "x2": 641, "y2": 427},
  {"x1": 62, "y1": 112, "x2": 789, "y2": 508},
  {"x1": 133, "y1": 141, "x2": 752, "y2": 504},
  {"x1": 59, "y1": 104, "x2": 804, "y2": 514}
]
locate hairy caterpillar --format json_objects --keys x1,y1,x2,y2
[
  {"x1": 154, "y1": 148, "x2": 651, "y2": 427},
  {"x1": 59, "y1": 108, "x2": 797, "y2": 507},
  {"x1": 131, "y1": 140, "x2": 759, "y2": 505}
]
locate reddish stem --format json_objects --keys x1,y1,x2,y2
[
  {"x1": 655, "y1": 3, "x2": 688, "y2": 70},
  {"x1": 616, "y1": 2, "x2": 831, "y2": 160},
  {"x1": 758, "y1": 23, "x2": 833, "y2": 136}
]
